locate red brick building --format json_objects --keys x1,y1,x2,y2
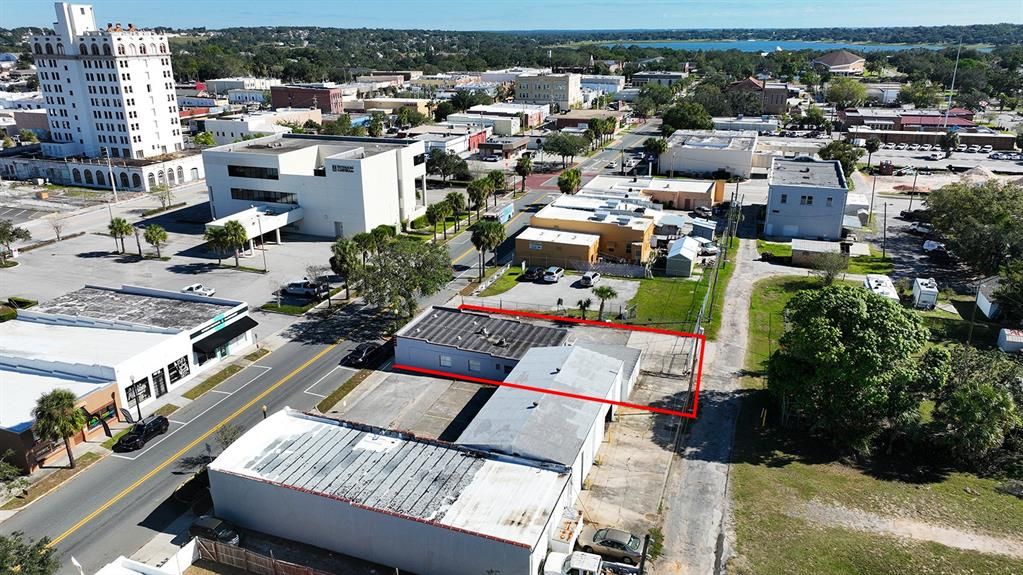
[{"x1": 270, "y1": 85, "x2": 345, "y2": 114}]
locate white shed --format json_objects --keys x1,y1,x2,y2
[
  {"x1": 912, "y1": 278, "x2": 939, "y2": 309},
  {"x1": 665, "y1": 236, "x2": 700, "y2": 277},
  {"x1": 998, "y1": 329, "x2": 1023, "y2": 354},
  {"x1": 978, "y1": 277, "x2": 1002, "y2": 320},
  {"x1": 209, "y1": 409, "x2": 573, "y2": 575}
]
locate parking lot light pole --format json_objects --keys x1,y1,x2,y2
[
  {"x1": 130, "y1": 376, "x2": 142, "y2": 422},
  {"x1": 882, "y1": 202, "x2": 892, "y2": 259},
  {"x1": 907, "y1": 169, "x2": 920, "y2": 212}
]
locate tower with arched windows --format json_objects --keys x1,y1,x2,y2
[{"x1": 30, "y1": 3, "x2": 182, "y2": 160}]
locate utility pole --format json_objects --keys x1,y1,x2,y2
[
  {"x1": 103, "y1": 147, "x2": 119, "y2": 203},
  {"x1": 868, "y1": 173, "x2": 877, "y2": 223},
  {"x1": 907, "y1": 169, "x2": 919, "y2": 212},
  {"x1": 882, "y1": 202, "x2": 889, "y2": 259}
]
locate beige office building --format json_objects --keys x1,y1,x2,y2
[{"x1": 514, "y1": 74, "x2": 582, "y2": 111}]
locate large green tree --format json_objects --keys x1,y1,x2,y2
[
  {"x1": 995, "y1": 260, "x2": 1023, "y2": 322},
  {"x1": 939, "y1": 130, "x2": 960, "y2": 158},
  {"x1": 826, "y1": 77, "x2": 868, "y2": 109},
  {"x1": 514, "y1": 155, "x2": 533, "y2": 195},
  {"x1": 203, "y1": 226, "x2": 231, "y2": 265},
  {"x1": 767, "y1": 285, "x2": 929, "y2": 453},
  {"x1": 143, "y1": 224, "x2": 168, "y2": 258},
  {"x1": 817, "y1": 140, "x2": 865, "y2": 177},
  {"x1": 542, "y1": 133, "x2": 588, "y2": 168},
  {"x1": 661, "y1": 101, "x2": 713, "y2": 134},
  {"x1": 353, "y1": 238, "x2": 451, "y2": 318},
  {"x1": 927, "y1": 179, "x2": 1023, "y2": 274},
  {"x1": 898, "y1": 80, "x2": 941, "y2": 108},
  {"x1": 32, "y1": 389, "x2": 88, "y2": 468},
  {"x1": 0, "y1": 532, "x2": 59, "y2": 575}
]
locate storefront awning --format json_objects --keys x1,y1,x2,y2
[{"x1": 193, "y1": 316, "x2": 258, "y2": 354}]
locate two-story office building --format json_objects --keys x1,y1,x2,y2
[
  {"x1": 202, "y1": 133, "x2": 427, "y2": 238},
  {"x1": 764, "y1": 157, "x2": 848, "y2": 240}
]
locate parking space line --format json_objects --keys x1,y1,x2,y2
[
  {"x1": 168, "y1": 420, "x2": 188, "y2": 425},
  {"x1": 304, "y1": 365, "x2": 341, "y2": 397},
  {"x1": 206, "y1": 389, "x2": 231, "y2": 395},
  {"x1": 111, "y1": 367, "x2": 273, "y2": 461}
]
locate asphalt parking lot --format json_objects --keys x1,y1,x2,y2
[
  {"x1": 0, "y1": 205, "x2": 50, "y2": 225},
  {"x1": 473, "y1": 273, "x2": 640, "y2": 315}
]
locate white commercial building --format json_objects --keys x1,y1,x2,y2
[
  {"x1": 630, "y1": 71, "x2": 688, "y2": 87},
  {"x1": 202, "y1": 108, "x2": 322, "y2": 145},
  {"x1": 446, "y1": 112, "x2": 520, "y2": 136},
  {"x1": 580, "y1": 75, "x2": 626, "y2": 95},
  {"x1": 713, "y1": 116, "x2": 778, "y2": 133},
  {"x1": 0, "y1": 91, "x2": 45, "y2": 110},
  {"x1": 1, "y1": 285, "x2": 257, "y2": 426},
  {"x1": 209, "y1": 408, "x2": 575, "y2": 575},
  {"x1": 764, "y1": 157, "x2": 848, "y2": 240},
  {"x1": 31, "y1": 3, "x2": 182, "y2": 160},
  {"x1": 659, "y1": 130, "x2": 758, "y2": 179},
  {"x1": 227, "y1": 88, "x2": 269, "y2": 105},
  {"x1": 514, "y1": 73, "x2": 583, "y2": 111},
  {"x1": 202, "y1": 133, "x2": 427, "y2": 238},
  {"x1": 205, "y1": 77, "x2": 280, "y2": 95},
  {"x1": 467, "y1": 102, "x2": 550, "y2": 128}
]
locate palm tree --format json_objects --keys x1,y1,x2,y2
[
  {"x1": 487, "y1": 170, "x2": 505, "y2": 205},
  {"x1": 577, "y1": 297, "x2": 593, "y2": 320},
  {"x1": 467, "y1": 178, "x2": 489, "y2": 221},
  {"x1": 865, "y1": 137, "x2": 882, "y2": 169},
  {"x1": 352, "y1": 232, "x2": 376, "y2": 266},
  {"x1": 32, "y1": 389, "x2": 87, "y2": 468},
  {"x1": 203, "y1": 226, "x2": 230, "y2": 264},
  {"x1": 445, "y1": 192, "x2": 466, "y2": 231},
  {"x1": 108, "y1": 217, "x2": 132, "y2": 253},
  {"x1": 435, "y1": 200, "x2": 453, "y2": 240},
  {"x1": 591, "y1": 285, "x2": 619, "y2": 321},
  {"x1": 470, "y1": 220, "x2": 506, "y2": 281},
  {"x1": 515, "y1": 155, "x2": 533, "y2": 195},
  {"x1": 143, "y1": 224, "x2": 168, "y2": 258},
  {"x1": 425, "y1": 203, "x2": 442, "y2": 242},
  {"x1": 329, "y1": 236, "x2": 360, "y2": 299},
  {"x1": 222, "y1": 220, "x2": 248, "y2": 267}
]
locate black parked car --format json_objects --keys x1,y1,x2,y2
[
  {"x1": 113, "y1": 416, "x2": 169, "y2": 452},
  {"x1": 189, "y1": 516, "x2": 241, "y2": 545},
  {"x1": 340, "y1": 340, "x2": 394, "y2": 368},
  {"x1": 522, "y1": 266, "x2": 544, "y2": 282}
]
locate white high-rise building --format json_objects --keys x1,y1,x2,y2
[{"x1": 31, "y1": 2, "x2": 182, "y2": 160}]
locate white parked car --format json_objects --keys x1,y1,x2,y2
[
  {"x1": 700, "y1": 244, "x2": 720, "y2": 256},
  {"x1": 967, "y1": 145, "x2": 981, "y2": 153},
  {"x1": 181, "y1": 283, "x2": 215, "y2": 297},
  {"x1": 543, "y1": 266, "x2": 565, "y2": 283},
  {"x1": 920, "y1": 144, "x2": 933, "y2": 151},
  {"x1": 580, "y1": 271, "x2": 601, "y2": 287},
  {"x1": 908, "y1": 143, "x2": 921, "y2": 151},
  {"x1": 895, "y1": 143, "x2": 909, "y2": 150},
  {"x1": 980, "y1": 145, "x2": 993, "y2": 153}
]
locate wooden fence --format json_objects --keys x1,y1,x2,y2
[{"x1": 195, "y1": 538, "x2": 333, "y2": 575}]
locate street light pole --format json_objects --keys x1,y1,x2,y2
[
  {"x1": 103, "y1": 147, "x2": 119, "y2": 203},
  {"x1": 256, "y1": 212, "x2": 268, "y2": 272},
  {"x1": 907, "y1": 169, "x2": 919, "y2": 212},
  {"x1": 869, "y1": 173, "x2": 877, "y2": 223},
  {"x1": 882, "y1": 202, "x2": 890, "y2": 259}
]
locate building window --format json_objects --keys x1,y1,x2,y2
[
  {"x1": 126, "y1": 377, "x2": 151, "y2": 406},
  {"x1": 800, "y1": 195, "x2": 814, "y2": 206},
  {"x1": 779, "y1": 193, "x2": 787, "y2": 204},
  {"x1": 230, "y1": 188, "x2": 298, "y2": 205},
  {"x1": 529, "y1": 242, "x2": 543, "y2": 250},
  {"x1": 468, "y1": 359, "x2": 482, "y2": 372},
  {"x1": 228, "y1": 165, "x2": 279, "y2": 179},
  {"x1": 826, "y1": 196, "x2": 833, "y2": 207},
  {"x1": 439, "y1": 355, "x2": 453, "y2": 368},
  {"x1": 167, "y1": 356, "x2": 190, "y2": 384}
]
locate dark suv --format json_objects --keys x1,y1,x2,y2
[
  {"x1": 340, "y1": 340, "x2": 394, "y2": 368},
  {"x1": 189, "y1": 516, "x2": 241, "y2": 545},
  {"x1": 113, "y1": 415, "x2": 169, "y2": 452}
]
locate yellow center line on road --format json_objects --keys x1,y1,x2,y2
[{"x1": 47, "y1": 314, "x2": 371, "y2": 548}]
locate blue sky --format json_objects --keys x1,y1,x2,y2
[{"x1": 2, "y1": 0, "x2": 1021, "y2": 30}]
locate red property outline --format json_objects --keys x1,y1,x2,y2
[{"x1": 391, "y1": 303, "x2": 704, "y2": 419}]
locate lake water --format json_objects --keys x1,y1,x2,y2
[{"x1": 603, "y1": 40, "x2": 965, "y2": 52}]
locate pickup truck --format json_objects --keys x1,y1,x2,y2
[{"x1": 544, "y1": 551, "x2": 639, "y2": 575}]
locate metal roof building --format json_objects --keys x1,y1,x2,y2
[
  {"x1": 209, "y1": 409, "x2": 574, "y2": 575},
  {"x1": 456, "y1": 346, "x2": 626, "y2": 492},
  {"x1": 395, "y1": 306, "x2": 569, "y2": 380},
  {"x1": 666, "y1": 236, "x2": 700, "y2": 277}
]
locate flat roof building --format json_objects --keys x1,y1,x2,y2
[
  {"x1": 515, "y1": 226, "x2": 600, "y2": 270},
  {"x1": 764, "y1": 157, "x2": 848, "y2": 240},
  {"x1": 395, "y1": 306, "x2": 569, "y2": 381},
  {"x1": 202, "y1": 133, "x2": 428, "y2": 238},
  {"x1": 630, "y1": 71, "x2": 688, "y2": 87},
  {"x1": 659, "y1": 130, "x2": 758, "y2": 179},
  {"x1": 456, "y1": 345, "x2": 633, "y2": 491},
  {"x1": 270, "y1": 84, "x2": 346, "y2": 114},
  {"x1": 531, "y1": 204, "x2": 654, "y2": 264},
  {"x1": 553, "y1": 109, "x2": 626, "y2": 131},
  {"x1": 209, "y1": 408, "x2": 574, "y2": 575},
  {"x1": 514, "y1": 73, "x2": 583, "y2": 111},
  {"x1": 202, "y1": 108, "x2": 322, "y2": 145}
]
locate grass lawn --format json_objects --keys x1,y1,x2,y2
[
  {"x1": 478, "y1": 267, "x2": 523, "y2": 297},
  {"x1": 627, "y1": 240, "x2": 738, "y2": 339},
  {"x1": 316, "y1": 369, "x2": 372, "y2": 413},
  {"x1": 183, "y1": 364, "x2": 242, "y2": 400},
  {"x1": 731, "y1": 276, "x2": 1023, "y2": 573},
  {"x1": 756, "y1": 239, "x2": 792, "y2": 259},
  {"x1": 847, "y1": 246, "x2": 895, "y2": 275},
  {"x1": 261, "y1": 288, "x2": 344, "y2": 315},
  {"x1": 1, "y1": 452, "x2": 101, "y2": 510},
  {"x1": 153, "y1": 403, "x2": 179, "y2": 417},
  {"x1": 917, "y1": 296, "x2": 1000, "y2": 348}
]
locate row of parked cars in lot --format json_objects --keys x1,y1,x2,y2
[{"x1": 520, "y1": 266, "x2": 607, "y2": 287}]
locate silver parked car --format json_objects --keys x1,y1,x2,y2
[
  {"x1": 181, "y1": 283, "x2": 215, "y2": 297},
  {"x1": 579, "y1": 527, "x2": 645, "y2": 565}
]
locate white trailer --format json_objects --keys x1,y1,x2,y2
[
  {"x1": 544, "y1": 551, "x2": 640, "y2": 575},
  {"x1": 912, "y1": 277, "x2": 939, "y2": 309}
]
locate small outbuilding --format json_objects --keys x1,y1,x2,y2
[
  {"x1": 997, "y1": 329, "x2": 1023, "y2": 354},
  {"x1": 978, "y1": 277, "x2": 1002, "y2": 319},
  {"x1": 690, "y1": 218, "x2": 716, "y2": 241},
  {"x1": 665, "y1": 236, "x2": 700, "y2": 277},
  {"x1": 912, "y1": 278, "x2": 939, "y2": 310},
  {"x1": 515, "y1": 226, "x2": 600, "y2": 270}
]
